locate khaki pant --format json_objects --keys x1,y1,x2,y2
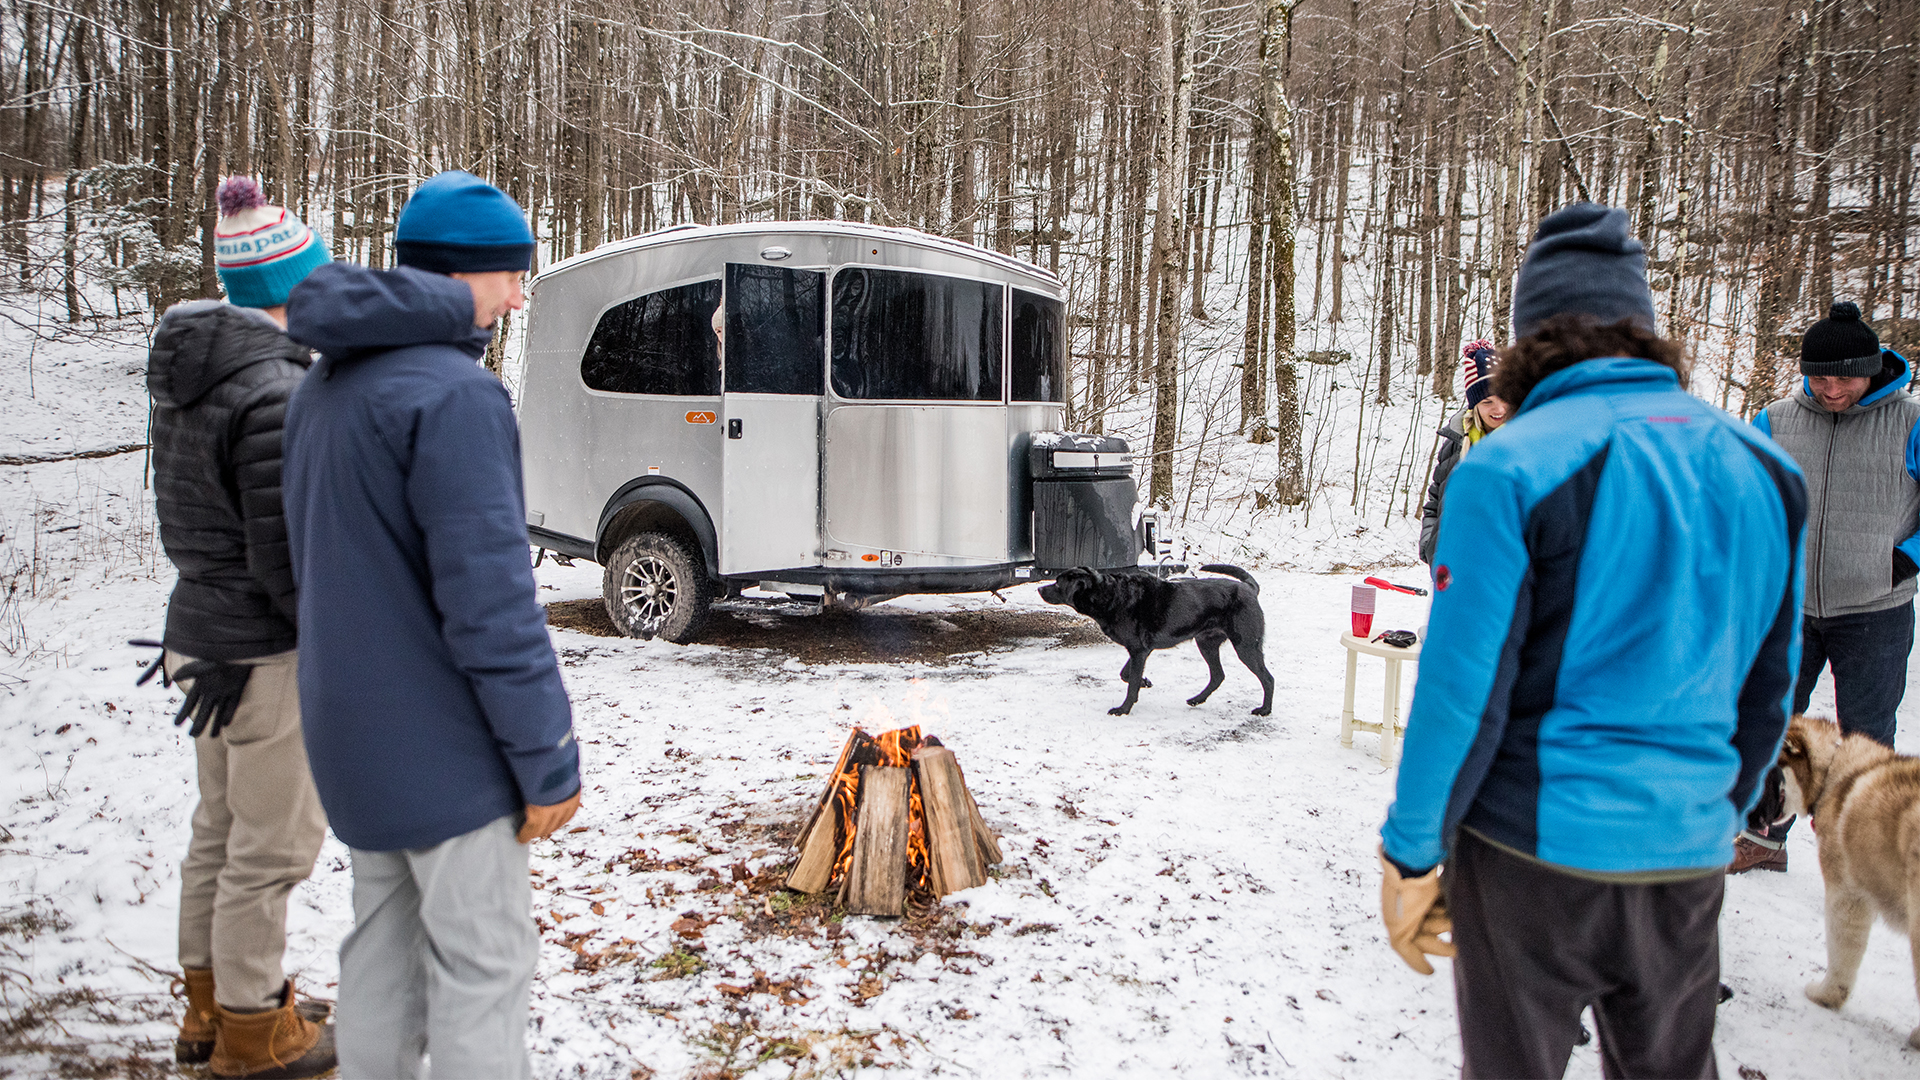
[{"x1": 170, "y1": 648, "x2": 329, "y2": 1011}]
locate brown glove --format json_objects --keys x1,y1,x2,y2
[{"x1": 1379, "y1": 847, "x2": 1456, "y2": 975}]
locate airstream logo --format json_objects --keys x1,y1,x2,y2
[{"x1": 685, "y1": 411, "x2": 717, "y2": 425}]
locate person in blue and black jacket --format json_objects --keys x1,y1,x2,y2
[{"x1": 1376, "y1": 203, "x2": 1806, "y2": 1080}]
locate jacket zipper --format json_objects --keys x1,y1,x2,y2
[{"x1": 1815, "y1": 411, "x2": 1836, "y2": 617}]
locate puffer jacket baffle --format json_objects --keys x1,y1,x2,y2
[{"x1": 146, "y1": 300, "x2": 312, "y2": 660}]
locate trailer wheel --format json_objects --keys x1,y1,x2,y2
[{"x1": 602, "y1": 532, "x2": 713, "y2": 642}]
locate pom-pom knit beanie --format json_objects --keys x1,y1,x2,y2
[
  {"x1": 1462, "y1": 340, "x2": 1499, "y2": 408},
  {"x1": 1799, "y1": 302, "x2": 1883, "y2": 378},
  {"x1": 213, "y1": 177, "x2": 331, "y2": 309},
  {"x1": 1511, "y1": 203, "x2": 1657, "y2": 340},
  {"x1": 393, "y1": 171, "x2": 535, "y2": 274}
]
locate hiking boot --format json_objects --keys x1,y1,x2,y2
[
  {"x1": 210, "y1": 979, "x2": 336, "y2": 1080},
  {"x1": 176, "y1": 969, "x2": 332, "y2": 1064},
  {"x1": 1730, "y1": 835, "x2": 1788, "y2": 874},
  {"x1": 173, "y1": 967, "x2": 217, "y2": 1063}
]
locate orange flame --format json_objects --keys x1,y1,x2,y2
[{"x1": 823, "y1": 725, "x2": 934, "y2": 899}]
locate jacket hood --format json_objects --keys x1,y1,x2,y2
[
  {"x1": 1794, "y1": 348, "x2": 1910, "y2": 415},
  {"x1": 1515, "y1": 356, "x2": 1680, "y2": 416},
  {"x1": 147, "y1": 300, "x2": 308, "y2": 408},
  {"x1": 285, "y1": 262, "x2": 491, "y2": 368},
  {"x1": 1436, "y1": 408, "x2": 1469, "y2": 442}
]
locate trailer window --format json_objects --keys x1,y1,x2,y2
[
  {"x1": 579, "y1": 280, "x2": 721, "y2": 396},
  {"x1": 831, "y1": 268, "x2": 1002, "y2": 401},
  {"x1": 1011, "y1": 289, "x2": 1067, "y2": 403},
  {"x1": 725, "y1": 265, "x2": 824, "y2": 395}
]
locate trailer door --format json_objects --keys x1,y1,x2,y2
[{"x1": 719, "y1": 264, "x2": 825, "y2": 575}]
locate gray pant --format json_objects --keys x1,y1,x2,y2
[
  {"x1": 337, "y1": 814, "x2": 537, "y2": 1080},
  {"x1": 172, "y1": 648, "x2": 329, "y2": 1011}
]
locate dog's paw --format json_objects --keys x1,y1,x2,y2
[
  {"x1": 1140, "y1": 678, "x2": 1152, "y2": 689},
  {"x1": 1185, "y1": 695, "x2": 1209, "y2": 707},
  {"x1": 1805, "y1": 979, "x2": 1850, "y2": 1009},
  {"x1": 1251, "y1": 705, "x2": 1271, "y2": 716},
  {"x1": 1108, "y1": 705, "x2": 1133, "y2": 716}
]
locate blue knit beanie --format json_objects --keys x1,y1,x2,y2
[
  {"x1": 393, "y1": 171, "x2": 535, "y2": 274},
  {"x1": 213, "y1": 177, "x2": 331, "y2": 308},
  {"x1": 1511, "y1": 203, "x2": 1657, "y2": 340}
]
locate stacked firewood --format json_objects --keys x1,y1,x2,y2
[{"x1": 786, "y1": 726, "x2": 1003, "y2": 916}]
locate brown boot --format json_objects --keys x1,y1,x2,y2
[
  {"x1": 210, "y1": 980, "x2": 337, "y2": 1080},
  {"x1": 1729, "y1": 834, "x2": 1788, "y2": 874},
  {"x1": 173, "y1": 967, "x2": 218, "y2": 1063}
]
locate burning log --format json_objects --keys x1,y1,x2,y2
[
  {"x1": 913, "y1": 746, "x2": 987, "y2": 895},
  {"x1": 788, "y1": 730, "x2": 873, "y2": 893},
  {"x1": 786, "y1": 725, "x2": 1001, "y2": 914},
  {"x1": 842, "y1": 765, "x2": 911, "y2": 915}
]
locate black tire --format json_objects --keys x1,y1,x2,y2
[{"x1": 601, "y1": 531, "x2": 714, "y2": 642}]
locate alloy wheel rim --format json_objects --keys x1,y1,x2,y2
[{"x1": 619, "y1": 554, "x2": 678, "y2": 631}]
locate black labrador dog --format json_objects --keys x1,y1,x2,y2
[{"x1": 1038, "y1": 564, "x2": 1274, "y2": 716}]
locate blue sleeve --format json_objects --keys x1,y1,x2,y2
[
  {"x1": 1751, "y1": 408, "x2": 1772, "y2": 438},
  {"x1": 1899, "y1": 415, "x2": 1920, "y2": 569},
  {"x1": 406, "y1": 377, "x2": 580, "y2": 806},
  {"x1": 1381, "y1": 458, "x2": 1532, "y2": 873}
]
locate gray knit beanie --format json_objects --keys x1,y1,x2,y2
[{"x1": 1511, "y1": 203, "x2": 1658, "y2": 340}]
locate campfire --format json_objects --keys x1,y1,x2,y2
[{"x1": 787, "y1": 726, "x2": 1003, "y2": 916}]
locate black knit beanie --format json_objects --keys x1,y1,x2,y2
[
  {"x1": 1800, "y1": 302, "x2": 1882, "y2": 378},
  {"x1": 1511, "y1": 203, "x2": 1657, "y2": 340}
]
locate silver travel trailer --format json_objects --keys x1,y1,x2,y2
[{"x1": 518, "y1": 221, "x2": 1146, "y2": 641}]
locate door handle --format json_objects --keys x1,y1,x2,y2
[{"x1": 728, "y1": 418, "x2": 744, "y2": 439}]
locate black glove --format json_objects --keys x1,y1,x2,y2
[
  {"x1": 1895, "y1": 549, "x2": 1917, "y2": 586},
  {"x1": 130, "y1": 638, "x2": 170, "y2": 688},
  {"x1": 170, "y1": 660, "x2": 253, "y2": 739}
]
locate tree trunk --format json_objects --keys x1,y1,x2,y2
[{"x1": 1148, "y1": 0, "x2": 1194, "y2": 509}]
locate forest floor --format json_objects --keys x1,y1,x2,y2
[{"x1": 6, "y1": 303, "x2": 1920, "y2": 1079}]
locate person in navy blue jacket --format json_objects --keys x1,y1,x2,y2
[
  {"x1": 1377, "y1": 204, "x2": 1806, "y2": 1080},
  {"x1": 281, "y1": 171, "x2": 579, "y2": 1079}
]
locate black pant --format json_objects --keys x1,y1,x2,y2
[
  {"x1": 1445, "y1": 830, "x2": 1723, "y2": 1080},
  {"x1": 1793, "y1": 600, "x2": 1913, "y2": 748}
]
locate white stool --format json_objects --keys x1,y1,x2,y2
[{"x1": 1340, "y1": 631, "x2": 1421, "y2": 765}]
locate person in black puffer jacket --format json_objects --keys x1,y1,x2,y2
[{"x1": 147, "y1": 177, "x2": 336, "y2": 1080}]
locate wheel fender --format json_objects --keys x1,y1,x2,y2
[{"x1": 595, "y1": 478, "x2": 718, "y2": 576}]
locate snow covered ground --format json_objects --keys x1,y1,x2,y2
[{"x1": 7, "y1": 307, "x2": 1920, "y2": 1079}]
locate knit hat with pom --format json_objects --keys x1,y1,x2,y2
[
  {"x1": 1462, "y1": 339, "x2": 1499, "y2": 408},
  {"x1": 1800, "y1": 302, "x2": 1883, "y2": 378},
  {"x1": 213, "y1": 177, "x2": 331, "y2": 308}
]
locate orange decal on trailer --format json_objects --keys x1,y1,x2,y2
[{"x1": 685, "y1": 411, "x2": 717, "y2": 425}]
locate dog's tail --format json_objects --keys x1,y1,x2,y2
[{"x1": 1198, "y1": 563, "x2": 1258, "y2": 593}]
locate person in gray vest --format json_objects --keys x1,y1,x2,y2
[{"x1": 1737, "y1": 302, "x2": 1918, "y2": 873}]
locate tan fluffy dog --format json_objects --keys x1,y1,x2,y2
[{"x1": 1775, "y1": 714, "x2": 1920, "y2": 1047}]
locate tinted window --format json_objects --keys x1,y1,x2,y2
[
  {"x1": 831, "y1": 268, "x2": 1002, "y2": 401},
  {"x1": 1011, "y1": 289, "x2": 1067, "y2": 402},
  {"x1": 579, "y1": 280, "x2": 721, "y2": 395},
  {"x1": 726, "y1": 264, "x2": 824, "y2": 394}
]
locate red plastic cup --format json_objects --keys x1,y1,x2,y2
[{"x1": 1351, "y1": 585, "x2": 1377, "y2": 638}]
